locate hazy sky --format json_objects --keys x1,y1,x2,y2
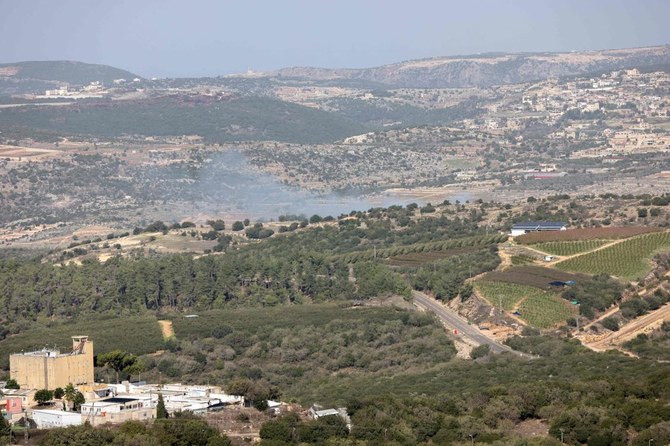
[{"x1": 2, "y1": 0, "x2": 669, "y2": 78}]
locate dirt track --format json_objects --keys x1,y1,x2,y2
[{"x1": 584, "y1": 302, "x2": 670, "y2": 351}]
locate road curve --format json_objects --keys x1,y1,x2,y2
[{"x1": 412, "y1": 290, "x2": 532, "y2": 359}]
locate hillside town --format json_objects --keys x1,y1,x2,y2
[{"x1": 0, "y1": 335, "x2": 350, "y2": 443}]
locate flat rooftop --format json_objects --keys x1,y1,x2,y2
[
  {"x1": 32, "y1": 409, "x2": 81, "y2": 417},
  {"x1": 12, "y1": 349, "x2": 64, "y2": 358}
]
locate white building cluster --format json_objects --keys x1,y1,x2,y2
[{"x1": 27, "y1": 381, "x2": 244, "y2": 429}]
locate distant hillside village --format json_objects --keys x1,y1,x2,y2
[{"x1": 0, "y1": 335, "x2": 345, "y2": 432}]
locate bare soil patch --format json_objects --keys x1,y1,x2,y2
[
  {"x1": 514, "y1": 419, "x2": 549, "y2": 438},
  {"x1": 158, "y1": 320, "x2": 175, "y2": 339},
  {"x1": 0, "y1": 144, "x2": 61, "y2": 161}
]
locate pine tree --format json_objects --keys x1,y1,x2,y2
[{"x1": 156, "y1": 393, "x2": 168, "y2": 419}]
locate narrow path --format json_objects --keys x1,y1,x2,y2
[
  {"x1": 412, "y1": 290, "x2": 533, "y2": 359},
  {"x1": 158, "y1": 320, "x2": 175, "y2": 339},
  {"x1": 497, "y1": 248, "x2": 513, "y2": 270}
]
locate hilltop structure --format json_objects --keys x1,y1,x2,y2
[{"x1": 9, "y1": 336, "x2": 94, "y2": 390}]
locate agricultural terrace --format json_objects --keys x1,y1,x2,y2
[
  {"x1": 482, "y1": 265, "x2": 589, "y2": 290},
  {"x1": 555, "y1": 231, "x2": 670, "y2": 281},
  {"x1": 476, "y1": 281, "x2": 577, "y2": 328},
  {"x1": 516, "y1": 226, "x2": 660, "y2": 244},
  {"x1": 533, "y1": 240, "x2": 610, "y2": 256}
]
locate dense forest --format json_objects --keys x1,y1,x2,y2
[{"x1": 0, "y1": 208, "x2": 499, "y2": 333}]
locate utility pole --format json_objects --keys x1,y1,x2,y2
[
  {"x1": 23, "y1": 409, "x2": 28, "y2": 446},
  {"x1": 575, "y1": 303, "x2": 581, "y2": 333},
  {"x1": 560, "y1": 428, "x2": 564, "y2": 444}
]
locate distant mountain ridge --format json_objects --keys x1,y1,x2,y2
[
  {"x1": 270, "y1": 45, "x2": 670, "y2": 88},
  {"x1": 0, "y1": 60, "x2": 140, "y2": 86}
]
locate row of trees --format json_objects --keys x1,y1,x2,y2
[{"x1": 34, "y1": 384, "x2": 84, "y2": 410}]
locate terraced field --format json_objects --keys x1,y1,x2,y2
[
  {"x1": 533, "y1": 240, "x2": 609, "y2": 256},
  {"x1": 476, "y1": 281, "x2": 577, "y2": 328},
  {"x1": 555, "y1": 231, "x2": 670, "y2": 281}
]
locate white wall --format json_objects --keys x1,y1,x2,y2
[{"x1": 32, "y1": 410, "x2": 82, "y2": 429}]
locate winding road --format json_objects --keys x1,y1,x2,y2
[{"x1": 412, "y1": 290, "x2": 533, "y2": 359}]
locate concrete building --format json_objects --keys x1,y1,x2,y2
[
  {"x1": 309, "y1": 405, "x2": 352, "y2": 430},
  {"x1": 32, "y1": 410, "x2": 82, "y2": 429},
  {"x1": 1, "y1": 396, "x2": 22, "y2": 415},
  {"x1": 511, "y1": 222, "x2": 567, "y2": 237},
  {"x1": 80, "y1": 396, "x2": 156, "y2": 426},
  {"x1": 9, "y1": 336, "x2": 94, "y2": 390}
]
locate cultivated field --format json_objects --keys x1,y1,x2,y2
[
  {"x1": 476, "y1": 281, "x2": 577, "y2": 328},
  {"x1": 516, "y1": 227, "x2": 660, "y2": 244},
  {"x1": 555, "y1": 231, "x2": 670, "y2": 281},
  {"x1": 533, "y1": 240, "x2": 610, "y2": 256},
  {"x1": 481, "y1": 265, "x2": 589, "y2": 290}
]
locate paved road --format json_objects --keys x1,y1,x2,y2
[{"x1": 412, "y1": 290, "x2": 532, "y2": 358}]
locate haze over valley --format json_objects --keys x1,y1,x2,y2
[{"x1": 2, "y1": 2, "x2": 670, "y2": 445}]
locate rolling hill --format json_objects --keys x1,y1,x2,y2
[
  {"x1": 270, "y1": 45, "x2": 670, "y2": 88},
  {"x1": 0, "y1": 60, "x2": 140, "y2": 85},
  {"x1": 0, "y1": 95, "x2": 366, "y2": 144}
]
